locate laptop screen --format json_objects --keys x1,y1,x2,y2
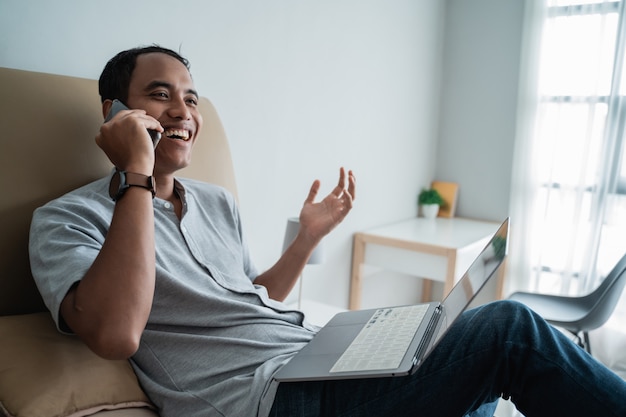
[{"x1": 433, "y1": 218, "x2": 509, "y2": 344}]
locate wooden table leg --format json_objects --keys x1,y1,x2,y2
[
  {"x1": 443, "y1": 250, "x2": 457, "y2": 296},
  {"x1": 349, "y1": 234, "x2": 366, "y2": 310},
  {"x1": 421, "y1": 279, "x2": 433, "y2": 302}
]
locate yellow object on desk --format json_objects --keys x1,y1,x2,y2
[{"x1": 431, "y1": 181, "x2": 459, "y2": 218}]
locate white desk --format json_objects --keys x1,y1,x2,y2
[{"x1": 349, "y1": 217, "x2": 504, "y2": 310}]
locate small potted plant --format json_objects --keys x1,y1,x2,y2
[{"x1": 418, "y1": 188, "x2": 444, "y2": 219}]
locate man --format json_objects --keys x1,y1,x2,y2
[{"x1": 30, "y1": 46, "x2": 626, "y2": 417}]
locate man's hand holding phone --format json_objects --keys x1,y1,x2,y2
[
  {"x1": 105, "y1": 100, "x2": 162, "y2": 146},
  {"x1": 97, "y1": 99, "x2": 163, "y2": 174}
]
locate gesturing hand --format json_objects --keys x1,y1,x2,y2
[{"x1": 298, "y1": 167, "x2": 356, "y2": 245}]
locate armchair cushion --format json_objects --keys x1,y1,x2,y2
[
  {"x1": 0, "y1": 313, "x2": 154, "y2": 417},
  {"x1": 0, "y1": 67, "x2": 236, "y2": 417}
]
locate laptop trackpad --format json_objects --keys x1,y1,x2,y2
[{"x1": 298, "y1": 323, "x2": 363, "y2": 356}]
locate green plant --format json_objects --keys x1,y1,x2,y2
[
  {"x1": 491, "y1": 235, "x2": 507, "y2": 260},
  {"x1": 418, "y1": 188, "x2": 444, "y2": 205}
]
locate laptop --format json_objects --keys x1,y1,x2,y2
[{"x1": 274, "y1": 217, "x2": 509, "y2": 382}]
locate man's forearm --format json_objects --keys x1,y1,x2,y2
[
  {"x1": 61, "y1": 187, "x2": 156, "y2": 359},
  {"x1": 254, "y1": 233, "x2": 317, "y2": 301}
]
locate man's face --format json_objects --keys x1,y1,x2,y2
[{"x1": 126, "y1": 52, "x2": 203, "y2": 176}]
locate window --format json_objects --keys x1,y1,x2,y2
[{"x1": 529, "y1": 0, "x2": 626, "y2": 300}]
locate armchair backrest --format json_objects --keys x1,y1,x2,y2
[{"x1": 0, "y1": 67, "x2": 238, "y2": 315}]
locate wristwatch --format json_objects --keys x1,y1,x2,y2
[{"x1": 109, "y1": 169, "x2": 156, "y2": 201}]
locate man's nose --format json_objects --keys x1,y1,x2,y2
[{"x1": 168, "y1": 97, "x2": 191, "y2": 120}]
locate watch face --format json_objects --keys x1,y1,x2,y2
[
  {"x1": 109, "y1": 170, "x2": 127, "y2": 200},
  {"x1": 109, "y1": 171, "x2": 120, "y2": 199},
  {"x1": 108, "y1": 170, "x2": 154, "y2": 201}
]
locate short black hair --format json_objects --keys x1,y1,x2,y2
[{"x1": 98, "y1": 45, "x2": 190, "y2": 103}]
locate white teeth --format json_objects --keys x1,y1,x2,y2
[{"x1": 164, "y1": 129, "x2": 190, "y2": 141}]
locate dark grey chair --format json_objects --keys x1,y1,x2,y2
[{"x1": 509, "y1": 252, "x2": 626, "y2": 354}]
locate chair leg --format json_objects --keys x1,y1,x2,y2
[
  {"x1": 567, "y1": 330, "x2": 592, "y2": 354},
  {"x1": 583, "y1": 331, "x2": 591, "y2": 355}
]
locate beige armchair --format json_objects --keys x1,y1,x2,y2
[{"x1": 0, "y1": 67, "x2": 238, "y2": 417}]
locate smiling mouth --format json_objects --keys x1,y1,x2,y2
[{"x1": 164, "y1": 129, "x2": 190, "y2": 141}]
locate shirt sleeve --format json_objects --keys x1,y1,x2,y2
[{"x1": 29, "y1": 188, "x2": 111, "y2": 332}]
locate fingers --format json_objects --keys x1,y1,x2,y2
[
  {"x1": 331, "y1": 167, "x2": 347, "y2": 197},
  {"x1": 97, "y1": 109, "x2": 158, "y2": 172},
  {"x1": 347, "y1": 169, "x2": 356, "y2": 201},
  {"x1": 106, "y1": 108, "x2": 163, "y2": 137},
  {"x1": 135, "y1": 112, "x2": 164, "y2": 134},
  {"x1": 337, "y1": 168, "x2": 356, "y2": 202},
  {"x1": 332, "y1": 168, "x2": 355, "y2": 219},
  {"x1": 298, "y1": 169, "x2": 356, "y2": 242},
  {"x1": 305, "y1": 179, "x2": 321, "y2": 204},
  {"x1": 304, "y1": 168, "x2": 356, "y2": 207}
]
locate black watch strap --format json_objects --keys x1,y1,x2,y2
[{"x1": 109, "y1": 170, "x2": 156, "y2": 201}]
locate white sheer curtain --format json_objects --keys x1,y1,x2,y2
[{"x1": 509, "y1": 0, "x2": 626, "y2": 378}]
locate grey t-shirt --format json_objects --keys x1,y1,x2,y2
[{"x1": 29, "y1": 174, "x2": 317, "y2": 417}]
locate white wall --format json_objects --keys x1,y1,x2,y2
[
  {"x1": 0, "y1": 0, "x2": 445, "y2": 309},
  {"x1": 436, "y1": 0, "x2": 524, "y2": 222}
]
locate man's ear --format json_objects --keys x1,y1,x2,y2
[{"x1": 102, "y1": 99, "x2": 113, "y2": 120}]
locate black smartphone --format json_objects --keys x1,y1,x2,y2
[{"x1": 105, "y1": 99, "x2": 161, "y2": 148}]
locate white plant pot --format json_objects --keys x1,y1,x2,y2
[{"x1": 421, "y1": 204, "x2": 439, "y2": 219}]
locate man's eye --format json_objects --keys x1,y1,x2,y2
[{"x1": 152, "y1": 92, "x2": 168, "y2": 99}]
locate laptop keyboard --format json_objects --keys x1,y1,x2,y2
[{"x1": 329, "y1": 304, "x2": 429, "y2": 373}]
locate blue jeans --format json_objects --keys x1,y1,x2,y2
[{"x1": 269, "y1": 300, "x2": 626, "y2": 417}]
